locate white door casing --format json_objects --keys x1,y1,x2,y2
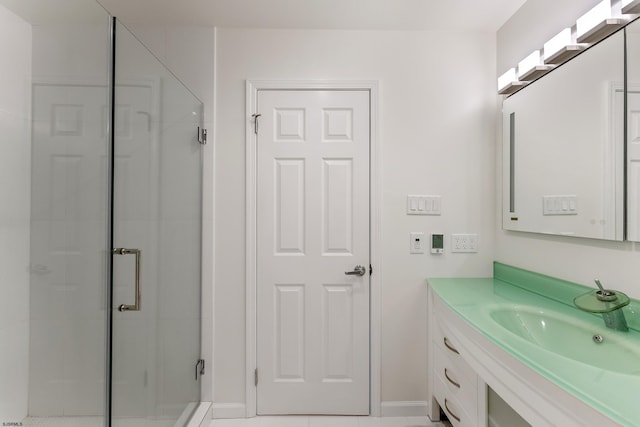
[{"x1": 245, "y1": 81, "x2": 381, "y2": 417}]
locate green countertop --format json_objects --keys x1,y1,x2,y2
[{"x1": 429, "y1": 263, "x2": 640, "y2": 427}]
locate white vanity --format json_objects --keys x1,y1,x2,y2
[{"x1": 427, "y1": 263, "x2": 640, "y2": 427}]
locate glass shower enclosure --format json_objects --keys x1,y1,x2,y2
[{"x1": 0, "y1": 1, "x2": 204, "y2": 426}]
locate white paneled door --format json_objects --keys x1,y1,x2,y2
[{"x1": 256, "y1": 90, "x2": 370, "y2": 415}]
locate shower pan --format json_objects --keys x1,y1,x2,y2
[{"x1": 0, "y1": 1, "x2": 205, "y2": 426}]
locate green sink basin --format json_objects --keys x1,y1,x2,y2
[{"x1": 489, "y1": 305, "x2": 640, "y2": 375}]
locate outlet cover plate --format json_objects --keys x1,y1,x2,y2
[{"x1": 451, "y1": 233, "x2": 478, "y2": 253}]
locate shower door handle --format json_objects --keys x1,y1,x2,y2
[{"x1": 113, "y1": 248, "x2": 141, "y2": 312}]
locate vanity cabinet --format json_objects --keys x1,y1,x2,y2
[
  {"x1": 428, "y1": 272, "x2": 624, "y2": 427},
  {"x1": 429, "y1": 291, "x2": 487, "y2": 427}
]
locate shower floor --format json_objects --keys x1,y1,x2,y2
[{"x1": 22, "y1": 417, "x2": 175, "y2": 426}]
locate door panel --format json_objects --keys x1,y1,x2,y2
[
  {"x1": 256, "y1": 90, "x2": 370, "y2": 415},
  {"x1": 111, "y1": 20, "x2": 203, "y2": 425}
]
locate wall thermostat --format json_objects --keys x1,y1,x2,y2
[{"x1": 431, "y1": 233, "x2": 444, "y2": 254}]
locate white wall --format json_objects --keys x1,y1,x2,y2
[
  {"x1": 0, "y1": 5, "x2": 31, "y2": 421},
  {"x1": 214, "y1": 28, "x2": 497, "y2": 413},
  {"x1": 496, "y1": 1, "x2": 640, "y2": 299}
]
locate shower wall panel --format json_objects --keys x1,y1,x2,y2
[
  {"x1": 27, "y1": 13, "x2": 110, "y2": 418},
  {"x1": 0, "y1": 5, "x2": 32, "y2": 421}
]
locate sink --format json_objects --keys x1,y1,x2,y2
[{"x1": 489, "y1": 305, "x2": 640, "y2": 375}]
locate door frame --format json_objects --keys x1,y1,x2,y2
[{"x1": 245, "y1": 80, "x2": 381, "y2": 417}]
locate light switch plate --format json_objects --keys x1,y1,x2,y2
[
  {"x1": 407, "y1": 195, "x2": 441, "y2": 215},
  {"x1": 543, "y1": 195, "x2": 578, "y2": 215}
]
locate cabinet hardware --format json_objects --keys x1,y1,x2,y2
[
  {"x1": 444, "y1": 398, "x2": 461, "y2": 423},
  {"x1": 444, "y1": 368, "x2": 461, "y2": 389},
  {"x1": 444, "y1": 337, "x2": 460, "y2": 355}
]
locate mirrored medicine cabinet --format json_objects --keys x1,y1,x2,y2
[{"x1": 503, "y1": 17, "x2": 640, "y2": 242}]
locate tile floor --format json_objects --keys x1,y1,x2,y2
[
  {"x1": 21, "y1": 418, "x2": 174, "y2": 426},
  {"x1": 207, "y1": 416, "x2": 448, "y2": 427}
]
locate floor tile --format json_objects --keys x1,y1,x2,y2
[
  {"x1": 308, "y1": 416, "x2": 359, "y2": 427},
  {"x1": 258, "y1": 415, "x2": 309, "y2": 427},
  {"x1": 209, "y1": 417, "x2": 447, "y2": 427},
  {"x1": 210, "y1": 418, "x2": 260, "y2": 427}
]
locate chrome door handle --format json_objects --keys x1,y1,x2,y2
[
  {"x1": 345, "y1": 265, "x2": 366, "y2": 276},
  {"x1": 113, "y1": 248, "x2": 141, "y2": 312}
]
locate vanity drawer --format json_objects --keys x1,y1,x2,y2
[
  {"x1": 432, "y1": 307, "x2": 470, "y2": 367},
  {"x1": 434, "y1": 371, "x2": 477, "y2": 427},
  {"x1": 434, "y1": 344, "x2": 478, "y2": 415},
  {"x1": 433, "y1": 330, "x2": 476, "y2": 385}
]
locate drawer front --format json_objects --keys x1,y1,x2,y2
[
  {"x1": 434, "y1": 345, "x2": 478, "y2": 418},
  {"x1": 432, "y1": 308, "x2": 472, "y2": 376},
  {"x1": 434, "y1": 373, "x2": 477, "y2": 427},
  {"x1": 434, "y1": 336, "x2": 477, "y2": 387}
]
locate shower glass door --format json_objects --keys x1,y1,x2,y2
[{"x1": 110, "y1": 20, "x2": 203, "y2": 426}]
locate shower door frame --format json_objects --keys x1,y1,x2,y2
[{"x1": 105, "y1": 16, "x2": 116, "y2": 426}]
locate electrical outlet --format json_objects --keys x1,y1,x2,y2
[
  {"x1": 451, "y1": 234, "x2": 478, "y2": 253},
  {"x1": 409, "y1": 232, "x2": 425, "y2": 254}
]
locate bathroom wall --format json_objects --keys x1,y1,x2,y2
[
  {"x1": 496, "y1": 0, "x2": 640, "y2": 298},
  {"x1": 213, "y1": 28, "x2": 497, "y2": 415},
  {"x1": 0, "y1": 5, "x2": 31, "y2": 421}
]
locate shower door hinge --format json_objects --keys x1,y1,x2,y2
[
  {"x1": 251, "y1": 113, "x2": 262, "y2": 135},
  {"x1": 195, "y1": 359, "x2": 205, "y2": 380},
  {"x1": 197, "y1": 126, "x2": 208, "y2": 145},
  {"x1": 254, "y1": 368, "x2": 258, "y2": 386},
  {"x1": 370, "y1": 264, "x2": 373, "y2": 276}
]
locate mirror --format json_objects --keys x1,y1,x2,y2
[
  {"x1": 626, "y1": 19, "x2": 640, "y2": 241},
  {"x1": 502, "y1": 29, "x2": 625, "y2": 241}
]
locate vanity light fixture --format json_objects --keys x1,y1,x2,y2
[
  {"x1": 517, "y1": 50, "x2": 554, "y2": 81},
  {"x1": 576, "y1": 0, "x2": 626, "y2": 44},
  {"x1": 543, "y1": 27, "x2": 587, "y2": 65},
  {"x1": 498, "y1": 68, "x2": 527, "y2": 95},
  {"x1": 622, "y1": 0, "x2": 640, "y2": 14}
]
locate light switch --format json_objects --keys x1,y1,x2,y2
[
  {"x1": 407, "y1": 195, "x2": 442, "y2": 215},
  {"x1": 543, "y1": 195, "x2": 578, "y2": 215}
]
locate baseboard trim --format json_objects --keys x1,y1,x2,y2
[
  {"x1": 212, "y1": 402, "x2": 247, "y2": 419},
  {"x1": 380, "y1": 401, "x2": 428, "y2": 417}
]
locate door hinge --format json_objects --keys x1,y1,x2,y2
[
  {"x1": 197, "y1": 126, "x2": 208, "y2": 145},
  {"x1": 254, "y1": 368, "x2": 258, "y2": 386},
  {"x1": 251, "y1": 113, "x2": 262, "y2": 135},
  {"x1": 195, "y1": 359, "x2": 205, "y2": 380},
  {"x1": 370, "y1": 264, "x2": 373, "y2": 276}
]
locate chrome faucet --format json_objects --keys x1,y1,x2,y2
[
  {"x1": 574, "y1": 279, "x2": 629, "y2": 332},
  {"x1": 594, "y1": 280, "x2": 629, "y2": 332}
]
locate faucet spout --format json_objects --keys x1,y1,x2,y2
[
  {"x1": 602, "y1": 309, "x2": 629, "y2": 332},
  {"x1": 573, "y1": 279, "x2": 630, "y2": 332}
]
